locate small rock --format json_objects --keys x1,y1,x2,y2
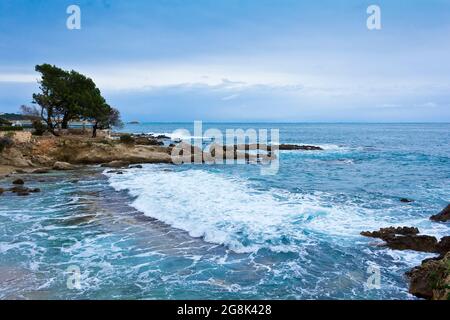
[
  {"x1": 29, "y1": 188, "x2": 41, "y2": 193},
  {"x1": 400, "y1": 198, "x2": 414, "y2": 203},
  {"x1": 12, "y1": 178, "x2": 24, "y2": 185},
  {"x1": 0, "y1": 188, "x2": 4, "y2": 195},
  {"x1": 106, "y1": 170, "x2": 123, "y2": 174},
  {"x1": 53, "y1": 161, "x2": 75, "y2": 170},
  {"x1": 15, "y1": 169, "x2": 26, "y2": 174},
  {"x1": 430, "y1": 204, "x2": 450, "y2": 222},
  {"x1": 70, "y1": 180, "x2": 79, "y2": 184},
  {"x1": 101, "y1": 160, "x2": 130, "y2": 168},
  {"x1": 17, "y1": 191, "x2": 30, "y2": 196},
  {"x1": 130, "y1": 165, "x2": 143, "y2": 169},
  {"x1": 32, "y1": 168, "x2": 50, "y2": 174},
  {"x1": 9, "y1": 186, "x2": 28, "y2": 193}
]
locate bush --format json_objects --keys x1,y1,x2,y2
[
  {"x1": 0, "y1": 137, "x2": 14, "y2": 152},
  {"x1": 32, "y1": 120, "x2": 47, "y2": 136},
  {"x1": 0, "y1": 126, "x2": 23, "y2": 132},
  {"x1": 119, "y1": 134, "x2": 135, "y2": 144}
]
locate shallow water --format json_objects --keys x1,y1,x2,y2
[{"x1": 1, "y1": 123, "x2": 449, "y2": 299}]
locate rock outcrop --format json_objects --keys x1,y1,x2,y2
[
  {"x1": 360, "y1": 227, "x2": 450, "y2": 253},
  {"x1": 406, "y1": 252, "x2": 450, "y2": 300},
  {"x1": 430, "y1": 204, "x2": 450, "y2": 222}
]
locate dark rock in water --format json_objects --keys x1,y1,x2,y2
[
  {"x1": 278, "y1": 144, "x2": 323, "y2": 151},
  {"x1": 361, "y1": 227, "x2": 438, "y2": 252},
  {"x1": 106, "y1": 170, "x2": 123, "y2": 174},
  {"x1": 101, "y1": 161, "x2": 130, "y2": 168},
  {"x1": 32, "y1": 168, "x2": 50, "y2": 174},
  {"x1": 437, "y1": 236, "x2": 450, "y2": 255},
  {"x1": 9, "y1": 186, "x2": 40, "y2": 194},
  {"x1": 406, "y1": 252, "x2": 450, "y2": 300},
  {"x1": 129, "y1": 165, "x2": 143, "y2": 169},
  {"x1": 70, "y1": 180, "x2": 79, "y2": 184},
  {"x1": 400, "y1": 198, "x2": 414, "y2": 203},
  {"x1": 0, "y1": 188, "x2": 4, "y2": 195},
  {"x1": 15, "y1": 169, "x2": 26, "y2": 174},
  {"x1": 430, "y1": 204, "x2": 450, "y2": 222},
  {"x1": 361, "y1": 226, "x2": 419, "y2": 239},
  {"x1": 12, "y1": 178, "x2": 24, "y2": 185},
  {"x1": 9, "y1": 186, "x2": 28, "y2": 193},
  {"x1": 383, "y1": 235, "x2": 438, "y2": 252}
]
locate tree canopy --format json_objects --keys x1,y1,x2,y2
[{"x1": 29, "y1": 64, "x2": 122, "y2": 137}]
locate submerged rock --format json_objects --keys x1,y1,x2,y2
[
  {"x1": 31, "y1": 168, "x2": 50, "y2": 174},
  {"x1": 12, "y1": 178, "x2": 24, "y2": 185},
  {"x1": 406, "y1": 252, "x2": 450, "y2": 300},
  {"x1": 400, "y1": 198, "x2": 414, "y2": 203},
  {"x1": 430, "y1": 204, "x2": 450, "y2": 222},
  {"x1": 129, "y1": 165, "x2": 143, "y2": 169}
]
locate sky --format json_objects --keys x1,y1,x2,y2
[{"x1": 0, "y1": 0, "x2": 450, "y2": 122}]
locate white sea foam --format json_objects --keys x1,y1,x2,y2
[{"x1": 105, "y1": 165, "x2": 449, "y2": 254}]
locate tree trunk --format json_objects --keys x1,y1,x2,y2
[
  {"x1": 61, "y1": 112, "x2": 70, "y2": 129},
  {"x1": 92, "y1": 122, "x2": 98, "y2": 138}
]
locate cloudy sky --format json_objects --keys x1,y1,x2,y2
[{"x1": 0, "y1": 0, "x2": 450, "y2": 122}]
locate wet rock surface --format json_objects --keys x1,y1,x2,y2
[{"x1": 430, "y1": 204, "x2": 450, "y2": 222}]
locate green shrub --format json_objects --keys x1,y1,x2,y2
[
  {"x1": 119, "y1": 134, "x2": 135, "y2": 144},
  {"x1": 32, "y1": 120, "x2": 47, "y2": 136},
  {"x1": 0, "y1": 137, "x2": 14, "y2": 152},
  {"x1": 0, "y1": 126, "x2": 23, "y2": 132}
]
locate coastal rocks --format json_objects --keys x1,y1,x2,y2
[
  {"x1": 134, "y1": 136, "x2": 164, "y2": 146},
  {"x1": 361, "y1": 227, "x2": 438, "y2": 253},
  {"x1": 361, "y1": 226, "x2": 419, "y2": 239},
  {"x1": 12, "y1": 178, "x2": 24, "y2": 185},
  {"x1": 52, "y1": 161, "x2": 75, "y2": 170},
  {"x1": 430, "y1": 204, "x2": 450, "y2": 222},
  {"x1": 436, "y1": 236, "x2": 450, "y2": 255},
  {"x1": 406, "y1": 252, "x2": 450, "y2": 300},
  {"x1": 101, "y1": 160, "x2": 130, "y2": 168}
]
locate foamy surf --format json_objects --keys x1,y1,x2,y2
[{"x1": 105, "y1": 165, "x2": 447, "y2": 254}]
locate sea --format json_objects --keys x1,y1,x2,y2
[{"x1": 0, "y1": 123, "x2": 449, "y2": 299}]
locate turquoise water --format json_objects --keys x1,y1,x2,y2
[{"x1": 1, "y1": 123, "x2": 449, "y2": 299}]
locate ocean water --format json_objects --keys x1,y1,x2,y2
[{"x1": 0, "y1": 123, "x2": 449, "y2": 299}]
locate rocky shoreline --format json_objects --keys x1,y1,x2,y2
[{"x1": 361, "y1": 205, "x2": 450, "y2": 300}]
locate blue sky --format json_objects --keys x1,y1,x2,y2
[{"x1": 0, "y1": 0, "x2": 450, "y2": 122}]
